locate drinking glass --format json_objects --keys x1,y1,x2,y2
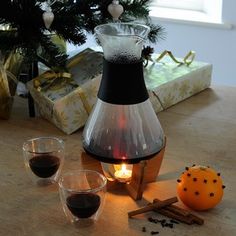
[
  {"x1": 23, "y1": 137, "x2": 64, "y2": 185},
  {"x1": 59, "y1": 170, "x2": 107, "y2": 225}
]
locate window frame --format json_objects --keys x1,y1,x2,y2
[
  {"x1": 152, "y1": 0, "x2": 205, "y2": 12},
  {"x1": 150, "y1": 0, "x2": 224, "y2": 25}
]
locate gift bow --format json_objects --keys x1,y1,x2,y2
[
  {"x1": 33, "y1": 71, "x2": 92, "y2": 115},
  {"x1": 156, "y1": 50, "x2": 196, "y2": 66},
  {"x1": 33, "y1": 71, "x2": 73, "y2": 92}
]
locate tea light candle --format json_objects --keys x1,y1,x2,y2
[{"x1": 114, "y1": 164, "x2": 132, "y2": 183}]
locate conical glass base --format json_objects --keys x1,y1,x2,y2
[{"x1": 83, "y1": 99, "x2": 164, "y2": 164}]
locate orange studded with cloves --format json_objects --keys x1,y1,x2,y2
[{"x1": 176, "y1": 165, "x2": 225, "y2": 211}]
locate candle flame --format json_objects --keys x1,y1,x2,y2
[
  {"x1": 121, "y1": 164, "x2": 128, "y2": 173},
  {"x1": 113, "y1": 163, "x2": 132, "y2": 183}
]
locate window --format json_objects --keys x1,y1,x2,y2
[
  {"x1": 153, "y1": 0, "x2": 204, "y2": 11},
  {"x1": 150, "y1": 0, "x2": 223, "y2": 25}
]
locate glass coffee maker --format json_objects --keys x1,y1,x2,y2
[{"x1": 83, "y1": 23, "x2": 164, "y2": 166}]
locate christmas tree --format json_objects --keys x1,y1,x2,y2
[{"x1": 0, "y1": 0, "x2": 164, "y2": 71}]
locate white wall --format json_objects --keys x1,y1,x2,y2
[{"x1": 151, "y1": 0, "x2": 236, "y2": 86}]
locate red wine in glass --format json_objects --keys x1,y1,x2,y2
[
  {"x1": 29, "y1": 155, "x2": 60, "y2": 178},
  {"x1": 66, "y1": 193, "x2": 101, "y2": 218}
]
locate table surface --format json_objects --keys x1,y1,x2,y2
[{"x1": 0, "y1": 85, "x2": 236, "y2": 236}]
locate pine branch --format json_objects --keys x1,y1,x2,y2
[
  {"x1": 0, "y1": 30, "x2": 19, "y2": 53},
  {"x1": 0, "y1": 0, "x2": 165, "y2": 70},
  {"x1": 121, "y1": 0, "x2": 150, "y2": 19},
  {"x1": 39, "y1": 35, "x2": 68, "y2": 71},
  {"x1": 147, "y1": 22, "x2": 166, "y2": 43}
]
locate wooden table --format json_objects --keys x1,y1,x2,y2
[{"x1": 0, "y1": 86, "x2": 235, "y2": 236}]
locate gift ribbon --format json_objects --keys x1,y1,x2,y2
[
  {"x1": 67, "y1": 49, "x2": 103, "y2": 69},
  {"x1": 77, "y1": 87, "x2": 92, "y2": 115},
  {"x1": 6, "y1": 70, "x2": 18, "y2": 84},
  {"x1": 1, "y1": 52, "x2": 18, "y2": 96},
  {"x1": 67, "y1": 54, "x2": 84, "y2": 69},
  {"x1": 33, "y1": 71, "x2": 73, "y2": 92},
  {"x1": 0, "y1": 65, "x2": 10, "y2": 97},
  {"x1": 156, "y1": 50, "x2": 196, "y2": 66},
  {"x1": 33, "y1": 70, "x2": 92, "y2": 115}
]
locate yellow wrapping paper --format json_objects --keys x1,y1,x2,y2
[
  {"x1": 0, "y1": 52, "x2": 22, "y2": 119},
  {"x1": 0, "y1": 64, "x2": 10, "y2": 97},
  {"x1": 28, "y1": 48, "x2": 103, "y2": 134},
  {"x1": 0, "y1": 63, "x2": 13, "y2": 119}
]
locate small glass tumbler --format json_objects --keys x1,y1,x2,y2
[
  {"x1": 23, "y1": 137, "x2": 65, "y2": 185},
  {"x1": 59, "y1": 170, "x2": 107, "y2": 225}
]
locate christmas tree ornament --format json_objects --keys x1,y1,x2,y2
[
  {"x1": 177, "y1": 165, "x2": 225, "y2": 211},
  {"x1": 42, "y1": 0, "x2": 55, "y2": 29},
  {"x1": 108, "y1": 0, "x2": 124, "y2": 21},
  {"x1": 43, "y1": 10, "x2": 54, "y2": 29}
]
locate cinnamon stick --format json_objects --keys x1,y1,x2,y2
[
  {"x1": 166, "y1": 204, "x2": 190, "y2": 216},
  {"x1": 189, "y1": 214, "x2": 204, "y2": 225},
  {"x1": 153, "y1": 198, "x2": 204, "y2": 225},
  {"x1": 128, "y1": 197, "x2": 178, "y2": 218},
  {"x1": 152, "y1": 207, "x2": 194, "y2": 225},
  {"x1": 153, "y1": 199, "x2": 190, "y2": 216}
]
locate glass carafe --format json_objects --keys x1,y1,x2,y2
[{"x1": 82, "y1": 23, "x2": 164, "y2": 164}]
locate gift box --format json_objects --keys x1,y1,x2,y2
[
  {"x1": 145, "y1": 51, "x2": 212, "y2": 112},
  {"x1": 0, "y1": 52, "x2": 23, "y2": 119},
  {"x1": 27, "y1": 48, "x2": 103, "y2": 134},
  {"x1": 28, "y1": 49, "x2": 212, "y2": 134}
]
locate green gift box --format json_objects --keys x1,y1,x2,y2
[{"x1": 146, "y1": 52, "x2": 212, "y2": 112}]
